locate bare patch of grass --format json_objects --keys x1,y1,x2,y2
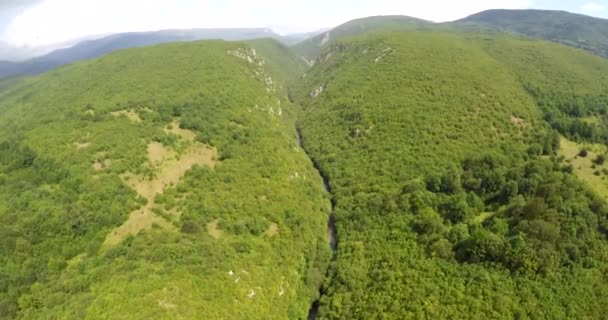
[
  {"x1": 265, "y1": 223, "x2": 279, "y2": 237},
  {"x1": 148, "y1": 142, "x2": 171, "y2": 166},
  {"x1": 560, "y1": 137, "x2": 608, "y2": 199},
  {"x1": 207, "y1": 219, "x2": 223, "y2": 239},
  {"x1": 471, "y1": 212, "x2": 495, "y2": 225},
  {"x1": 164, "y1": 120, "x2": 196, "y2": 142},
  {"x1": 111, "y1": 109, "x2": 142, "y2": 123},
  {"x1": 510, "y1": 115, "x2": 525, "y2": 127},
  {"x1": 74, "y1": 142, "x2": 91, "y2": 149},
  {"x1": 93, "y1": 159, "x2": 112, "y2": 171},
  {"x1": 103, "y1": 206, "x2": 175, "y2": 247},
  {"x1": 102, "y1": 125, "x2": 218, "y2": 248}
]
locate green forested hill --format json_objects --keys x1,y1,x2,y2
[
  {"x1": 292, "y1": 31, "x2": 608, "y2": 319},
  {"x1": 294, "y1": 10, "x2": 608, "y2": 64},
  {"x1": 0, "y1": 40, "x2": 332, "y2": 319},
  {"x1": 456, "y1": 9, "x2": 608, "y2": 58},
  {"x1": 3, "y1": 15, "x2": 608, "y2": 320},
  {"x1": 293, "y1": 16, "x2": 431, "y2": 61},
  {"x1": 475, "y1": 35, "x2": 608, "y2": 144}
]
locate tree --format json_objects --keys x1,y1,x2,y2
[
  {"x1": 439, "y1": 194, "x2": 471, "y2": 224},
  {"x1": 413, "y1": 208, "x2": 445, "y2": 235},
  {"x1": 594, "y1": 154, "x2": 605, "y2": 165}
]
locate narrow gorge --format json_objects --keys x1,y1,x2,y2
[{"x1": 296, "y1": 126, "x2": 337, "y2": 320}]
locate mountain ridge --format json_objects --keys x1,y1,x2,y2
[
  {"x1": 0, "y1": 28, "x2": 294, "y2": 79},
  {"x1": 453, "y1": 9, "x2": 608, "y2": 58}
]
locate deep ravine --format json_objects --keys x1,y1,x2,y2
[{"x1": 297, "y1": 126, "x2": 338, "y2": 320}]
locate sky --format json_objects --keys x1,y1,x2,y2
[{"x1": 0, "y1": 0, "x2": 607, "y2": 47}]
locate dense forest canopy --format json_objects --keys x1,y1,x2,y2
[
  {"x1": 0, "y1": 40, "x2": 331, "y2": 319},
  {"x1": 2, "y1": 12, "x2": 608, "y2": 320},
  {"x1": 292, "y1": 31, "x2": 608, "y2": 319}
]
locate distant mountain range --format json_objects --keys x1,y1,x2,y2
[
  {"x1": 0, "y1": 28, "x2": 323, "y2": 79},
  {"x1": 456, "y1": 9, "x2": 608, "y2": 58},
  {"x1": 294, "y1": 9, "x2": 608, "y2": 62},
  {"x1": 1, "y1": 9, "x2": 608, "y2": 79}
]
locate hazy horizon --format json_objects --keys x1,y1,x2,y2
[{"x1": 1, "y1": 0, "x2": 607, "y2": 50}]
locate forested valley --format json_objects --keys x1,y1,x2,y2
[{"x1": 1, "y1": 13, "x2": 608, "y2": 320}]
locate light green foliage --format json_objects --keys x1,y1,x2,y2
[
  {"x1": 293, "y1": 16, "x2": 432, "y2": 60},
  {"x1": 475, "y1": 36, "x2": 608, "y2": 144},
  {"x1": 0, "y1": 40, "x2": 331, "y2": 319},
  {"x1": 3, "y1": 21, "x2": 608, "y2": 320}
]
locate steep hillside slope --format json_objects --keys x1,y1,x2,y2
[
  {"x1": 292, "y1": 31, "x2": 608, "y2": 319},
  {"x1": 476, "y1": 35, "x2": 608, "y2": 144},
  {"x1": 0, "y1": 28, "x2": 286, "y2": 79},
  {"x1": 456, "y1": 9, "x2": 608, "y2": 58},
  {"x1": 245, "y1": 39, "x2": 307, "y2": 83},
  {"x1": 0, "y1": 40, "x2": 331, "y2": 319},
  {"x1": 293, "y1": 16, "x2": 432, "y2": 61}
]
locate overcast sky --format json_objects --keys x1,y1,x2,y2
[{"x1": 1, "y1": 0, "x2": 607, "y2": 47}]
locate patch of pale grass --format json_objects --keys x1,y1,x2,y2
[
  {"x1": 471, "y1": 212, "x2": 495, "y2": 225},
  {"x1": 74, "y1": 142, "x2": 91, "y2": 149},
  {"x1": 510, "y1": 115, "x2": 525, "y2": 127},
  {"x1": 111, "y1": 110, "x2": 142, "y2": 123},
  {"x1": 102, "y1": 205, "x2": 175, "y2": 247},
  {"x1": 93, "y1": 159, "x2": 112, "y2": 171},
  {"x1": 148, "y1": 142, "x2": 171, "y2": 166},
  {"x1": 560, "y1": 137, "x2": 608, "y2": 199},
  {"x1": 165, "y1": 120, "x2": 197, "y2": 142},
  {"x1": 265, "y1": 223, "x2": 279, "y2": 237},
  {"x1": 207, "y1": 219, "x2": 223, "y2": 239},
  {"x1": 103, "y1": 138, "x2": 218, "y2": 248}
]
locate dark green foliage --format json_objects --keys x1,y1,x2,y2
[
  {"x1": 3, "y1": 18, "x2": 608, "y2": 320},
  {"x1": 457, "y1": 9, "x2": 608, "y2": 58},
  {"x1": 293, "y1": 31, "x2": 608, "y2": 319}
]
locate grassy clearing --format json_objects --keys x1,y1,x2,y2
[
  {"x1": 471, "y1": 211, "x2": 496, "y2": 225},
  {"x1": 207, "y1": 219, "x2": 223, "y2": 239},
  {"x1": 111, "y1": 109, "x2": 142, "y2": 123},
  {"x1": 559, "y1": 136, "x2": 608, "y2": 199},
  {"x1": 581, "y1": 116, "x2": 601, "y2": 125},
  {"x1": 265, "y1": 223, "x2": 279, "y2": 237},
  {"x1": 74, "y1": 142, "x2": 91, "y2": 149},
  {"x1": 103, "y1": 206, "x2": 175, "y2": 247},
  {"x1": 93, "y1": 159, "x2": 112, "y2": 171},
  {"x1": 165, "y1": 120, "x2": 197, "y2": 142},
  {"x1": 510, "y1": 115, "x2": 525, "y2": 127},
  {"x1": 103, "y1": 125, "x2": 218, "y2": 248},
  {"x1": 147, "y1": 142, "x2": 171, "y2": 166}
]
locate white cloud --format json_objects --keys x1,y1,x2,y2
[
  {"x1": 2, "y1": 0, "x2": 535, "y2": 47},
  {"x1": 2, "y1": 0, "x2": 212, "y2": 46},
  {"x1": 582, "y1": 2, "x2": 606, "y2": 13}
]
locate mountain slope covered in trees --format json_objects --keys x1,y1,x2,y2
[
  {"x1": 292, "y1": 31, "x2": 608, "y2": 319},
  {"x1": 0, "y1": 28, "x2": 292, "y2": 79},
  {"x1": 456, "y1": 9, "x2": 608, "y2": 58},
  {"x1": 2, "y1": 11, "x2": 608, "y2": 320},
  {"x1": 293, "y1": 10, "x2": 608, "y2": 63},
  {"x1": 293, "y1": 16, "x2": 432, "y2": 61},
  {"x1": 0, "y1": 39, "x2": 332, "y2": 319}
]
